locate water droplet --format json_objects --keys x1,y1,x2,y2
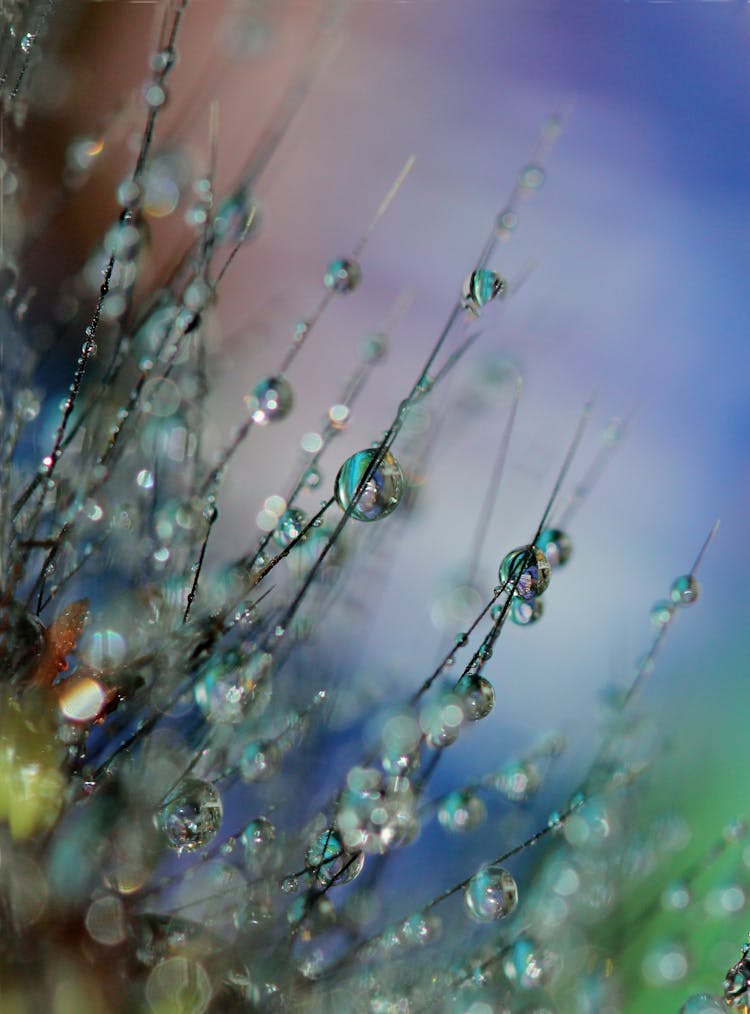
[
  {"x1": 328, "y1": 403, "x2": 350, "y2": 429},
  {"x1": 280, "y1": 875, "x2": 298, "y2": 894},
  {"x1": 240, "y1": 818, "x2": 278, "y2": 871},
  {"x1": 419, "y1": 692, "x2": 464, "y2": 749},
  {"x1": 400, "y1": 911, "x2": 442, "y2": 947},
  {"x1": 117, "y1": 178, "x2": 142, "y2": 209},
  {"x1": 455, "y1": 674, "x2": 495, "y2": 721},
  {"x1": 493, "y1": 759, "x2": 541, "y2": 802},
  {"x1": 661, "y1": 882, "x2": 691, "y2": 911},
  {"x1": 17, "y1": 389, "x2": 40, "y2": 421},
  {"x1": 650, "y1": 599, "x2": 675, "y2": 627},
  {"x1": 214, "y1": 187, "x2": 262, "y2": 245},
  {"x1": 499, "y1": 545, "x2": 551, "y2": 600},
  {"x1": 305, "y1": 828, "x2": 365, "y2": 887},
  {"x1": 150, "y1": 48, "x2": 175, "y2": 73},
  {"x1": 503, "y1": 935, "x2": 558, "y2": 989},
  {"x1": 537, "y1": 527, "x2": 573, "y2": 568},
  {"x1": 680, "y1": 996, "x2": 728, "y2": 1014},
  {"x1": 336, "y1": 767, "x2": 418, "y2": 854},
  {"x1": 464, "y1": 863, "x2": 518, "y2": 921},
  {"x1": 160, "y1": 779, "x2": 223, "y2": 851},
  {"x1": 670, "y1": 574, "x2": 700, "y2": 606},
  {"x1": 519, "y1": 163, "x2": 546, "y2": 190},
  {"x1": 66, "y1": 135, "x2": 104, "y2": 174},
  {"x1": 362, "y1": 331, "x2": 388, "y2": 363},
  {"x1": 438, "y1": 790, "x2": 486, "y2": 833},
  {"x1": 20, "y1": 33, "x2": 35, "y2": 54},
  {"x1": 509, "y1": 596, "x2": 544, "y2": 626},
  {"x1": 58, "y1": 676, "x2": 108, "y2": 724},
  {"x1": 334, "y1": 449, "x2": 404, "y2": 522},
  {"x1": 143, "y1": 82, "x2": 167, "y2": 109},
  {"x1": 273, "y1": 508, "x2": 307, "y2": 548},
  {"x1": 460, "y1": 269, "x2": 506, "y2": 316},
  {"x1": 248, "y1": 375, "x2": 294, "y2": 425},
  {"x1": 495, "y1": 209, "x2": 518, "y2": 240},
  {"x1": 323, "y1": 257, "x2": 361, "y2": 294},
  {"x1": 240, "y1": 740, "x2": 281, "y2": 782},
  {"x1": 641, "y1": 940, "x2": 689, "y2": 985}
]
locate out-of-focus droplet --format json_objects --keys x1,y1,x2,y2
[
  {"x1": 650, "y1": 599, "x2": 675, "y2": 627},
  {"x1": 438, "y1": 790, "x2": 486, "y2": 833},
  {"x1": 248, "y1": 375, "x2": 294, "y2": 425},
  {"x1": 324, "y1": 257, "x2": 361, "y2": 294},
  {"x1": 519, "y1": 163, "x2": 545, "y2": 190},
  {"x1": 680, "y1": 996, "x2": 728, "y2": 1014},
  {"x1": 670, "y1": 574, "x2": 700, "y2": 606},
  {"x1": 214, "y1": 187, "x2": 262, "y2": 244}
]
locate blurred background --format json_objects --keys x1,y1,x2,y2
[{"x1": 15, "y1": 1, "x2": 750, "y2": 1009}]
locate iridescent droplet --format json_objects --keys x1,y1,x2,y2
[
  {"x1": 249, "y1": 375, "x2": 293, "y2": 425},
  {"x1": 464, "y1": 863, "x2": 518, "y2": 921},
  {"x1": 160, "y1": 779, "x2": 223, "y2": 852},
  {"x1": 305, "y1": 827, "x2": 365, "y2": 887},
  {"x1": 503, "y1": 935, "x2": 557, "y2": 989},
  {"x1": 334, "y1": 449, "x2": 403, "y2": 522},
  {"x1": 537, "y1": 528, "x2": 572, "y2": 568},
  {"x1": 461, "y1": 269, "x2": 506, "y2": 316},
  {"x1": 323, "y1": 257, "x2": 361, "y2": 294},
  {"x1": 509, "y1": 597, "x2": 544, "y2": 626},
  {"x1": 670, "y1": 574, "x2": 700, "y2": 606},
  {"x1": 499, "y1": 545, "x2": 551, "y2": 600}
]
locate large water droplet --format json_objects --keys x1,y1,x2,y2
[
  {"x1": 499, "y1": 545, "x2": 551, "y2": 600},
  {"x1": 334, "y1": 449, "x2": 403, "y2": 522},
  {"x1": 460, "y1": 269, "x2": 506, "y2": 316},
  {"x1": 160, "y1": 779, "x2": 223, "y2": 852},
  {"x1": 305, "y1": 827, "x2": 365, "y2": 887},
  {"x1": 464, "y1": 863, "x2": 518, "y2": 921}
]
